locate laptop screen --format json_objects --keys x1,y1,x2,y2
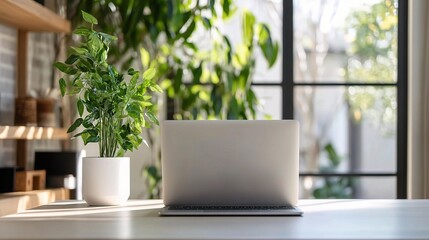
[{"x1": 161, "y1": 120, "x2": 299, "y2": 207}]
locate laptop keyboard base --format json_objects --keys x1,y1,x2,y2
[{"x1": 159, "y1": 205, "x2": 303, "y2": 216}]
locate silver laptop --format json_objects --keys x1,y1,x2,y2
[{"x1": 159, "y1": 120, "x2": 302, "y2": 216}]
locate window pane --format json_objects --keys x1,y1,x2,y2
[
  {"x1": 252, "y1": 86, "x2": 282, "y2": 120},
  {"x1": 293, "y1": 0, "x2": 398, "y2": 83},
  {"x1": 295, "y1": 86, "x2": 397, "y2": 173},
  {"x1": 220, "y1": 0, "x2": 283, "y2": 83},
  {"x1": 299, "y1": 176, "x2": 396, "y2": 199}
]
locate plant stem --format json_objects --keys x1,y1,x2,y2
[
  {"x1": 99, "y1": 112, "x2": 119, "y2": 157},
  {"x1": 100, "y1": 112, "x2": 104, "y2": 157}
]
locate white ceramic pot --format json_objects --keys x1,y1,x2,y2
[{"x1": 82, "y1": 157, "x2": 130, "y2": 206}]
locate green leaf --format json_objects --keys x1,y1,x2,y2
[
  {"x1": 256, "y1": 23, "x2": 269, "y2": 43},
  {"x1": 73, "y1": 26, "x2": 91, "y2": 36},
  {"x1": 76, "y1": 57, "x2": 93, "y2": 71},
  {"x1": 82, "y1": 113, "x2": 95, "y2": 128},
  {"x1": 246, "y1": 88, "x2": 257, "y2": 118},
  {"x1": 129, "y1": 73, "x2": 139, "y2": 89},
  {"x1": 73, "y1": 78, "x2": 83, "y2": 89},
  {"x1": 142, "y1": 68, "x2": 157, "y2": 80},
  {"x1": 201, "y1": 17, "x2": 212, "y2": 29},
  {"x1": 257, "y1": 24, "x2": 279, "y2": 67},
  {"x1": 59, "y1": 78, "x2": 66, "y2": 96},
  {"x1": 72, "y1": 131, "x2": 84, "y2": 139},
  {"x1": 227, "y1": 98, "x2": 239, "y2": 120},
  {"x1": 222, "y1": 0, "x2": 231, "y2": 17},
  {"x1": 82, "y1": 132, "x2": 99, "y2": 145},
  {"x1": 140, "y1": 48, "x2": 150, "y2": 69},
  {"x1": 211, "y1": 87, "x2": 222, "y2": 116},
  {"x1": 81, "y1": 10, "x2": 98, "y2": 25},
  {"x1": 65, "y1": 54, "x2": 79, "y2": 65},
  {"x1": 131, "y1": 95, "x2": 145, "y2": 101},
  {"x1": 191, "y1": 64, "x2": 203, "y2": 83},
  {"x1": 77, "y1": 99, "x2": 84, "y2": 117},
  {"x1": 145, "y1": 165, "x2": 159, "y2": 179},
  {"x1": 127, "y1": 102, "x2": 142, "y2": 120},
  {"x1": 324, "y1": 143, "x2": 341, "y2": 167},
  {"x1": 145, "y1": 111, "x2": 159, "y2": 125},
  {"x1": 173, "y1": 68, "x2": 183, "y2": 92},
  {"x1": 88, "y1": 32, "x2": 103, "y2": 54},
  {"x1": 184, "y1": 41, "x2": 197, "y2": 51},
  {"x1": 86, "y1": 135, "x2": 100, "y2": 143},
  {"x1": 258, "y1": 42, "x2": 278, "y2": 67},
  {"x1": 209, "y1": 0, "x2": 216, "y2": 15},
  {"x1": 72, "y1": 128, "x2": 97, "y2": 139},
  {"x1": 116, "y1": 148, "x2": 125, "y2": 157},
  {"x1": 108, "y1": 65, "x2": 118, "y2": 78},
  {"x1": 54, "y1": 62, "x2": 78, "y2": 75},
  {"x1": 242, "y1": 10, "x2": 255, "y2": 46},
  {"x1": 139, "y1": 101, "x2": 153, "y2": 107},
  {"x1": 149, "y1": 84, "x2": 163, "y2": 93},
  {"x1": 71, "y1": 47, "x2": 88, "y2": 55},
  {"x1": 128, "y1": 68, "x2": 138, "y2": 76},
  {"x1": 67, "y1": 118, "x2": 83, "y2": 133},
  {"x1": 180, "y1": 19, "x2": 196, "y2": 39},
  {"x1": 170, "y1": 0, "x2": 183, "y2": 32},
  {"x1": 99, "y1": 32, "x2": 117, "y2": 43}
]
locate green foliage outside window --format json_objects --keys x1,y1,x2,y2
[
  {"x1": 345, "y1": 0, "x2": 397, "y2": 135},
  {"x1": 313, "y1": 143, "x2": 355, "y2": 199}
]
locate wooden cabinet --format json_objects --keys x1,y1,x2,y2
[{"x1": 0, "y1": 0, "x2": 71, "y2": 168}]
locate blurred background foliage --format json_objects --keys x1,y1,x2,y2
[
  {"x1": 67, "y1": 0, "x2": 279, "y2": 198},
  {"x1": 345, "y1": 0, "x2": 397, "y2": 135},
  {"x1": 313, "y1": 143, "x2": 355, "y2": 199}
]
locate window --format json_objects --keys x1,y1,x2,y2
[{"x1": 252, "y1": 0, "x2": 407, "y2": 198}]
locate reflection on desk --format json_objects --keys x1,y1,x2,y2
[{"x1": 1, "y1": 199, "x2": 429, "y2": 240}]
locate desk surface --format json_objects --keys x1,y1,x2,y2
[{"x1": 0, "y1": 199, "x2": 428, "y2": 240}]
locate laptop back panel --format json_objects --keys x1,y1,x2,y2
[{"x1": 161, "y1": 120, "x2": 299, "y2": 207}]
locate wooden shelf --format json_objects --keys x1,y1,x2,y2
[
  {"x1": 0, "y1": 0, "x2": 70, "y2": 33},
  {"x1": 0, "y1": 126, "x2": 69, "y2": 140},
  {"x1": 0, "y1": 0, "x2": 72, "y2": 169}
]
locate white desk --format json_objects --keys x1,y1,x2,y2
[{"x1": 0, "y1": 200, "x2": 428, "y2": 239}]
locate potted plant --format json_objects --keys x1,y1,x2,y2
[{"x1": 55, "y1": 11, "x2": 162, "y2": 205}]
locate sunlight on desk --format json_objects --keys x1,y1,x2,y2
[
  {"x1": 298, "y1": 199, "x2": 391, "y2": 212},
  {"x1": 3, "y1": 200, "x2": 164, "y2": 219}
]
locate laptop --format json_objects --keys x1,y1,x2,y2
[{"x1": 159, "y1": 120, "x2": 302, "y2": 216}]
